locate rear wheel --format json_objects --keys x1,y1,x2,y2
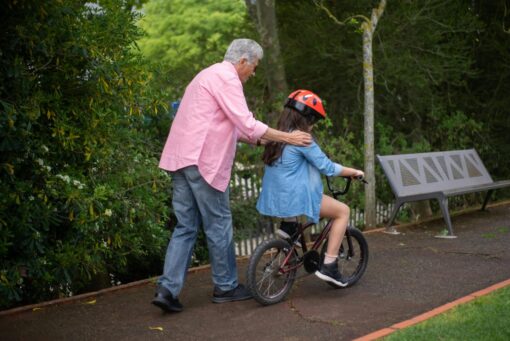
[
  {"x1": 246, "y1": 239, "x2": 297, "y2": 305},
  {"x1": 320, "y1": 226, "x2": 368, "y2": 288}
]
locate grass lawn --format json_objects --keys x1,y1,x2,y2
[{"x1": 384, "y1": 285, "x2": 510, "y2": 340}]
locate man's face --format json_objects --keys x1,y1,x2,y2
[{"x1": 236, "y1": 58, "x2": 258, "y2": 83}]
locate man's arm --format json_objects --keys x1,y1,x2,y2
[{"x1": 261, "y1": 127, "x2": 312, "y2": 146}]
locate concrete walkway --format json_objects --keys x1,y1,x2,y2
[{"x1": 1, "y1": 203, "x2": 509, "y2": 340}]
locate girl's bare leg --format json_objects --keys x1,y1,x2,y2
[{"x1": 319, "y1": 195, "x2": 350, "y2": 258}]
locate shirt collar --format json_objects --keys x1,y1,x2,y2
[{"x1": 221, "y1": 60, "x2": 240, "y2": 80}]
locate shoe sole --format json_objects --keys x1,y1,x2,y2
[
  {"x1": 276, "y1": 230, "x2": 302, "y2": 248},
  {"x1": 314, "y1": 271, "x2": 348, "y2": 287},
  {"x1": 152, "y1": 298, "x2": 183, "y2": 312},
  {"x1": 211, "y1": 295, "x2": 252, "y2": 304}
]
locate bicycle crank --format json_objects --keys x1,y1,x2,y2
[{"x1": 303, "y1": 250, "x2": 321, "y2": 273}]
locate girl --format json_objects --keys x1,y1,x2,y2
[{"x1": 256, "y1": 89, "x2": 364, "y2": 287}]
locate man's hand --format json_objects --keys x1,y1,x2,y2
[{"x1": 286, "y1": 130, "x2": 312, "y2": 146}]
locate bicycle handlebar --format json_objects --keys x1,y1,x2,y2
[{"x1": 326, "y1": 175, "x2": 367, "y2": 198}]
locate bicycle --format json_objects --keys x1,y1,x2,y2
[{"x1": 246, "y1": 176, "x2": 369, "y2": 306}]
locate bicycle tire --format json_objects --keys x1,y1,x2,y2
[
  {"x1": 246, "y1": 239, "x2": 297, "y2": 305},
  {"x1": 320, "y1": 226, "x2": 369, "y2": 288}
]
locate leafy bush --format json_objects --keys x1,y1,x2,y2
[{"x1": 0, "y1": 0, "x2": 171, "y2": 309}]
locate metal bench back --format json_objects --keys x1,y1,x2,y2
[{"x1": 377, "y1": 149, "x2": 494, "y2": 197}]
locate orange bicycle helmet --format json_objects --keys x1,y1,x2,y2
[{"x1": 284, "y1": 89, "x2": 326, "y2": 124}]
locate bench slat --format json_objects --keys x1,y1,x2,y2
[{"x1": 377, "y1": 149, "x2": 493, "y2": 198}]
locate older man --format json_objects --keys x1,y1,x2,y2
[{"x1": 152, "y1": 39, "x2": 311, "y2": 312}]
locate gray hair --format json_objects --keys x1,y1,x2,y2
[{"x1": 224, "y1": 39, "x2": 263, "y2": 64}]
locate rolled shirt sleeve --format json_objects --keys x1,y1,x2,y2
[
  {"x1": 213, "y1": 74, "x2": 268, "y2": 142},
  {"x1": 300, "y1": 141, "x2": 343, "y2": 177}
]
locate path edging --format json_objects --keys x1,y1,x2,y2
[{"x1": 353, "y1": 278, "x2": 510, "y2": 341}]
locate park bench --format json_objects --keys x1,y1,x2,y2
[{"x1": 377, "y1": 149, "x2": 510, "y2": 238}]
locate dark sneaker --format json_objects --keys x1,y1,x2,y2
[
  {"x1": 315, "y1": 262, "x2": 348, "y2": 287},
  {"x1": 152, "y1": 287, "x2": 183, "y2": 312},
  {"x1": 276, "y1": 221, "x2": 302, "y2": 247},
  {"x1": 212, "y1": 284, "x2": 252, "y2": 303}
]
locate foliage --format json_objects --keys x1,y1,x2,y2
[
  {"x1": 137, "y1": 0, "x2": 253, "y2": 99},
  {"x1": 313, "y1": 117, "x2": 366, "y2": 208},
  {"x1": 373, "y1": 1, "x2": 484, "y2": 151},
  {"x1": 275, "y1": 0, "x2": 509, "y2": 208},
  {"x1": 227, "y1": 161, "x2": 262, "y2": 251},
  {"x1": 465, "y1": 1, "x2": 510, "y2": 180},
  {"x1": 278, "y1": 0, "x2": 484, "y2": 148},
  {"x1": 0, "y1": 0, "x2": 171, "y2": 309},
  {"x1": 231, "y1": 190, "x2": 262, "y2": 241},
  {"x1": 136, "y1": 0, "x2": 266, "y2": 143}
]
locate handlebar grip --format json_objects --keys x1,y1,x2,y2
[
  {"x1": 339, "y1": 175, "x2": 368, "y2": 183},
  {"x1": 355, "y1": 175, "x2": 368, "y2": 184}
]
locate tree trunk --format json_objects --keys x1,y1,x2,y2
[
  {"x1": 362, "y1": 28, "x2": 377, "y2": 228},
  {"x1": 362, "y1": 0, "x2": 386, "y2": 228},
  {"x1": 245, "y1": 0, "x2": 288, "y2": 123}
]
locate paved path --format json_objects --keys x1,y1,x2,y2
[{"x1": 1, "y1": 204, "x2": 510, "y2": 340}]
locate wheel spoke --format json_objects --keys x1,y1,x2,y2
[
  {"x1": 247, "y1": 240, "x2": 297, "y2": 305},
  {"x1": 320, "y1": 227, "x2": 368, "y2": 288},
  {"x1": 263, "y1": 277, "x2": 274, "y2": 297}
]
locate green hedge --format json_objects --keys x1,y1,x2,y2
[{"x1": 0, "y1": 0, "x2": 170, "y2": 309}]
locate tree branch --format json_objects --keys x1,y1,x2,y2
[
  {"x1": 369, "y1": 0, "x2": 387, "y2": 34},
  {"x1": 313, "y1": 0, "x2": 369, "y2": 26}
]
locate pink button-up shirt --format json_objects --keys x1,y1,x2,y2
[{"x1": 159, "y1": 61, "x2": 268, "y2": 192}]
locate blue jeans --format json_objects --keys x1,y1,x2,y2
[{"x1": 158, "y1": 166, "x2": 238, "y2": 296}]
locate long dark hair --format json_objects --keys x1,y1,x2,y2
[{"x1": 262, "y1": 107, "x2": 312, "y2": 165}]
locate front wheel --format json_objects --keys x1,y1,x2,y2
[
  {"x1": 246, "y1": 239, "x2": 298, "y2": 305},
  {"x1": 320, "y1": 226, "x2": 369, "y2": 288}
]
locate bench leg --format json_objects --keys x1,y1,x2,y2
[
  {"x1": 481, "y1": 190, "x2": 493, "y2": 211},
  {"x1": 384, "y1": 200, "x2": 403, "y2": 235},
  {"x1": 436, "y1": 196, "x2": 457, "y2": 238}
]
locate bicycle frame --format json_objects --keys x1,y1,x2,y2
[
  {"x1": 247, "y1": 176, "x2": 369, "y2": 305},
  {"x1": 279, "y1": 218, "x2": 358, "y2": 274},
  {"x1": 277, "y1": 177, "x2": 363, "y2": 274}
]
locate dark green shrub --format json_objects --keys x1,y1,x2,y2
[{"x1": 0, "y1": 0, "x2": 170, "y2": 309}]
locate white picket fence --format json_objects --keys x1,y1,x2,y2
[
  {"x1": 230, "y1": 167, "x2": 396, "y2": 256},
  {"x1": 234, "y1": 201, "x2": 395, "y2": 256}
]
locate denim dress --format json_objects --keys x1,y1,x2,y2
[{"x1": 256, "y1": 141, "x2": 342, "y2": 223}]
